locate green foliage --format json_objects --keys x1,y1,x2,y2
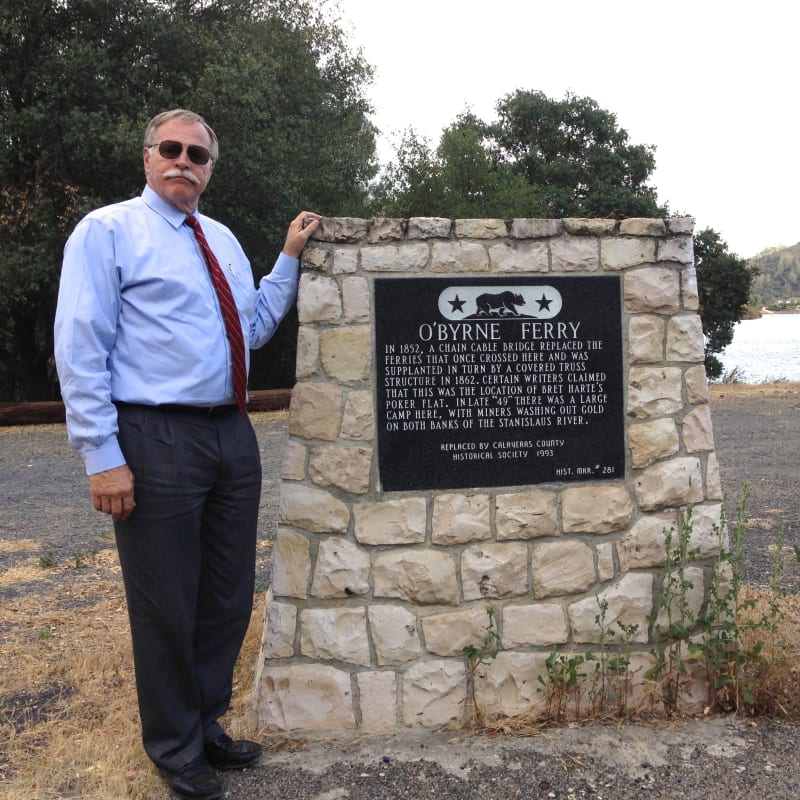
[
  {"x1": 0, "y1": 0, "x2": 377, "y2": 398},
  {"x1": 538, "y1": 649, "x2": 590, "y2": 720},
  {"x1": 463, "y1": 605, "x2": 500, "y2": 727},
  {"x1": 694, "y1": 228, "x2": 756, "y2": 379},
  {"x1": 373, "y1": 91, "x2": 667, "y2": 220},
  {"x1": 373, "y1": 114, "x2": 544, "y2": 219},
  {"x1": 491, "y1": 90, "x2": 666, "y2": 219}
]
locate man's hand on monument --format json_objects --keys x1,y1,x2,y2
[{"x1": 282, "y1": 211, "x2": 321, "y2": 259}]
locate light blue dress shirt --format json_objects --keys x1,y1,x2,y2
[{"x1": 54, "y1": 185, "x2": 300, "y2": 475}]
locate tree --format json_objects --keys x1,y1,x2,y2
[
  {"x1": 694, "y1": 228, "x2": 756, "y2": 379},
  {"x1": 0, "y1": 0, "x2": 376, "y2": 399},
  {"x1": 373, "y1": 114, "x2": 543, "y2": 219},
  {"x1": 373, "y1": 91, "x2": 667, "y2": 220},
  {"x1": 491, "y1": 90, "x2": 667, "y2": 218}
]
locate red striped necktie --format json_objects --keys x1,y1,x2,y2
[{"x1": 185, "y1": 215, "x2": 247, "y2": 413}]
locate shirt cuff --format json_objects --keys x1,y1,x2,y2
[
  {"x1": 271, "y1": 252, "x2": 300, "y2": 277},
  {"x1": 83, "y1": 437, "x2": 127, "y2": 476}
]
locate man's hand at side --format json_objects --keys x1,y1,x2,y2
[{"x1": 89, "y1": 465, "x2": 136, "y2": 521}]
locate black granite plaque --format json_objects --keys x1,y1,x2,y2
[{"x1": 374, "y1": 276, "x2": 624, "y2": 492}]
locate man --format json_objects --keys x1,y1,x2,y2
[{"x1": 54, "y1": 108, "x2": 320, "y2": 800}]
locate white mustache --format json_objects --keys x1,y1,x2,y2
[{"x1": 164, "y1": 168, "x2": 200, "y2": 185}]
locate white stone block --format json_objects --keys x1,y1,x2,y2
[
  {"x1": 300, "y1": 607, "x2": 371, "y2": 666},
  {"x1": 597, "y1": 541, "x2": 615, "y2": 582},
  {"x1": 368, "y1": 218, "x2": 404, "y2": 242},
  {"x1": 666, "y1": 315, "x2": 705, "y2": 362},
  {"x1": 333, "y1": 247, "x2": 358, "y2": 274},
  {"x1": 271, "y1": 528, "x2": 311, "y2": 599},
  {"x1": 619, "y1": 219, "x2": 666, "y2": 237},
  {"x1": 684, "y1": 364, "x2": 709, "y2": 404},
  {"x1": 488, "y1": 241, "x2": 549, "y2": 272},
  {"x1": 510, "y1": 219, "x2": 562, "y2": 239},
  {"x1": 682, "y1": 404, "x2": 714, "y2": 453},
  {"x1": 422, "y1": 606, "x2": 495, "y2": 656},
  {"x1": 373, "y1": 549, "x2": 459, "y2": 605},
  {"x1": 357, "y1": 671, "x2": 397, "y2": 731},
  {"x1": 342, "y1": 276, "x2": 371, "y2": 322},
  {"x1": 627, "y1": 366, "x2": 683, "y2": 419},
  {"x1": 461, "y1": 542, "x2": 529, "y2": 600},
  {"x1": 402, "y1": 660, "x2": 466, "y2": 727},
  {"x1": 627, "y1": 418, "x2": 680, "y2": 468},
  {"x1": 474, "y1": 651, "x2": 549, "y2": 719},
  {"x1": 603, "y1": 239, "x2": 657, "y2": 271},
  {"x1": 279, "y1": 483, "x2": 350, "y2": 534},
  {"x1": 495, "y1": 489, "x2": 558, "y2": 539},
  {"x1": 569, "y1": 572, "x2": 653, "y2": 644},
  {"x1": 666, "y1": 217, "x2": 695, "y2": 235},
  {"x1": 430, "y1": 241, "x2": 489, "y2": 272},
  {"x1": 502, "y1": 603, "x2": 568, "y2": 647},
  {"x1": 634, "y1": 456, "x2": 704, "y2": 511},
  {"x1": 658, "y1": 235, "x2": 693, "y2": 264},
  {"x1": 550, "y1": 236, "x2": 599, "y2": 272},
  {"x1": 262, "y1": 596, "x2": 297, "y2": 658},
  {"x1": 706, "y1": 452, "x2": 722, "y2": 500},
  {"x1": 341, "y1": 390, "x2": 375, "y2": 440},
  {"x1": 431, "y1": 493, "x2": 491, "y2": 545},
  {"x1": 628, "y1": 315, "x2": 664, "y2": 364},
  {"x1": 361, "y1": 243, "x2": 429, "y2": 271},
  {"x1": 561, "y1": 484, "x2": 633, "y2": 533},
  {"x1": 282, "y1": 439, "x2": 306, "y2": 480},
  {"x1": 654, "y1": 566, "x2": 705, "y2": 633},
  {"x1": 563, "y1": 218, "x2": 616, "y2": 236},
  {"x1": 686, "y1": 503, "x2": 726, "y2": 557},
  {"x1": 311, "y1": 537, "x2": 370, "y2": 598},
  {"x1": 408, "y1": 217, "x2": 451, "y2": 238},
  {"x1": 288, "y1": 382, "x2": 343, "y2": 441},
  {"x1": 258, "y1": 664, "x2": 354, "y2": 731},
  {"x1": 308, "y1": 444, "x2": 373, "y2": 494},
  {"x1": 623, "y1": 267, "x2": 680, "y2": 313},
  {"x1": 617, "y1": 513, "x2": 678, "y2": 571},
  {"x1": 455, "y1": 219, "x2": 506, "y2": 238},
  {"x1": 354, "y1": 498, "x2": 427, "y2": 545},
  {"x1": 295, "y1": 326, "x2": 319, "y2": 377},
  {"x1": 368, "y1": 604, "x2": 421, "y2": 665},
  {"x1": 532, "y1": 540, "x2": 595, "y2": 599},
  {"x1": 298, "y1": 272, "x2": 342, "y2": 323},
  {"x1": 320, "y1": 326, "x2": 372, "y2": 384}
]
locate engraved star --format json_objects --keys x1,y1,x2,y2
[
  {"x1": 448, "y1": 295, "x2": 466, "y2": 313},
  {"x1": 536, "y1": 294, "x2": 553, "y2": 311}
]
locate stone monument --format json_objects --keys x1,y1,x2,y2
[{"x1": 253, "y1": 216, "x2": 721, "y2": 732}]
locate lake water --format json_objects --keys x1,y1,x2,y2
[{"x1": 717, "y1": 313, "x2": 800, "y2": 383}]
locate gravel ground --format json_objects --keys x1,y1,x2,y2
[{"x1": 2, "y1": 384, "x2": 800, "y2": 800}]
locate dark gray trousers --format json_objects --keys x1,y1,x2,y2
[{"x1": 113, "y1": 404, "x2": 261, "y2": 773}]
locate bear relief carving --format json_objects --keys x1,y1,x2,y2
[{"x1": 475, "y1": 291, "x2": 526, "y2": 317}]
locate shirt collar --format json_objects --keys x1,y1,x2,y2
[{"x1": 141, "y1": 185, "x2": 198, "y2": 230}]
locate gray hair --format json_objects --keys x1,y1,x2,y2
[{"x1": 143, "y1": 109, "x2": 219, "y2": 162}]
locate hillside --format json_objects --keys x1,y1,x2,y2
[{"x1": 748, "y1": 241, "x2": 800, "y2": 308}]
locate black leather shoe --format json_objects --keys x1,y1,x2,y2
[
  {"x1": 161, "y1": 755, "x2": 222, "y2": 800},
  {"x1": 203, "y1": 733, "x2": 262, "y2": 770}
]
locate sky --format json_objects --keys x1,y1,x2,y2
[{"x1": 330, "y1": 0, "x2": 798, "y2": 258}]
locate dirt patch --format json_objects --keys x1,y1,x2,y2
[{"x1": 709, "y1": 382, "x2": 800, "y2": 590}]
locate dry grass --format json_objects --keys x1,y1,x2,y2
[
  {"x1": 709, "y1": 380, "x2": 800, "y2": 399},
  {"x1": 0, "y1": 549, "x2": 267, "y2": 800},
  {"x1": 4, "y1": 550, "x2": 800, "y2": 799}
]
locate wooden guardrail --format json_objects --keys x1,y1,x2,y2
[{"x1": 0, "y1": 389, "x2": 292, "y2": 427}]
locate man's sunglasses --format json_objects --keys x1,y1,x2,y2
[{"x1": 148, "y1": 140, "x2": 213, "y2": 166}]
